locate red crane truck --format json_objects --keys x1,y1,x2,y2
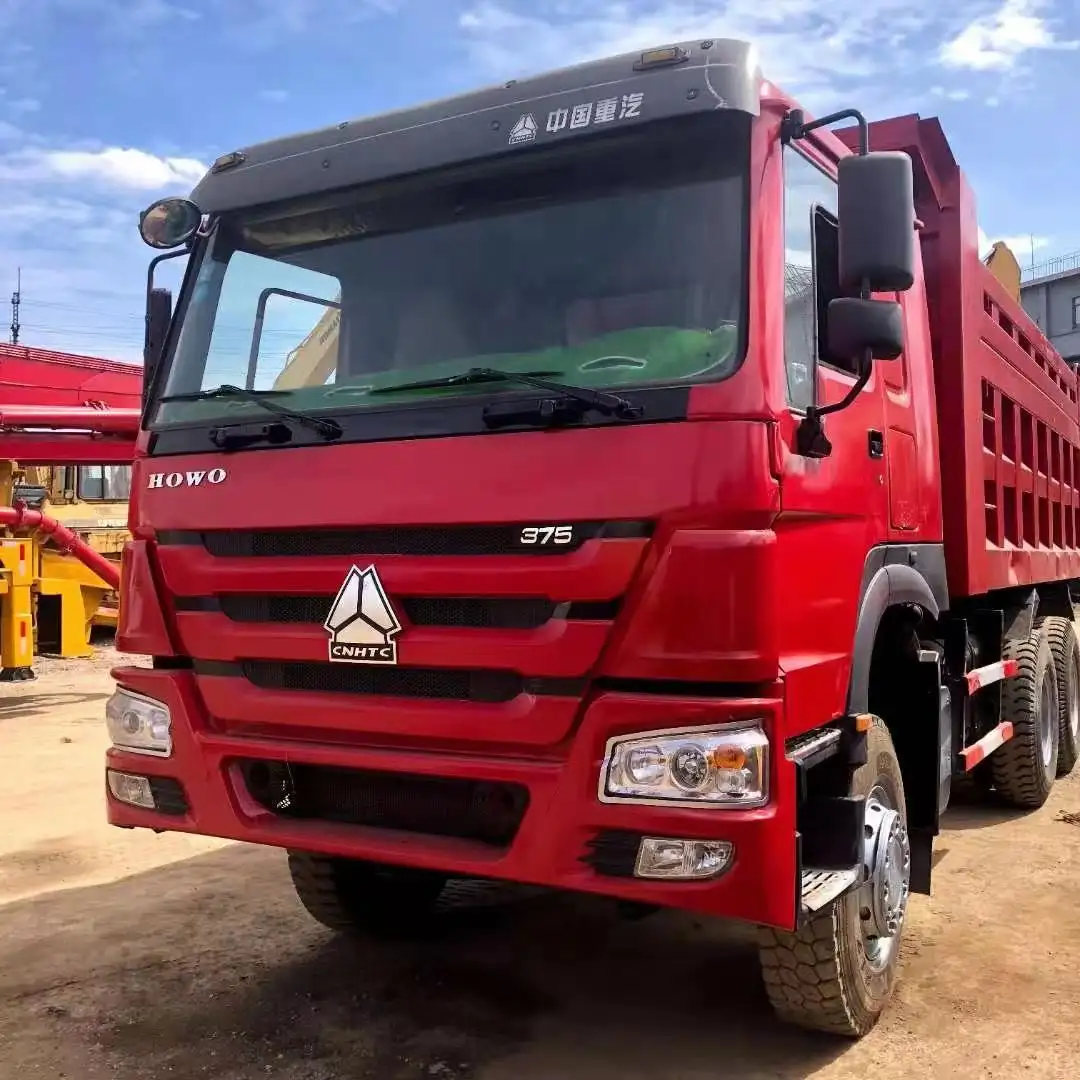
[{"x1": 108, "y1": 38, "x2": 1080, "y2": 1037}]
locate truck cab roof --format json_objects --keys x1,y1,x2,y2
[{"x1": 190, "y1": 37, "x2": 762, "y2": 215}]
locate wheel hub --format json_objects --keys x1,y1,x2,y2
[
  {"x1": 860, "y1": 791, "x2": 910, "y2": 965},
  {"x1": 1039, "y1": 668, "x2": 1056, "y2": 770}
]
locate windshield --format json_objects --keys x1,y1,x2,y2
[
  {"x1": 77, "y1": 464, "x2": 132, "y2": 502},
  {"x1": 155, "y1": 113, "x2": 749, "y2": 428}
]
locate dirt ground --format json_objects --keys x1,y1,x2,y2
[{"x1": 2, "y1": 647, "x2": 1079, "y2": 1080}]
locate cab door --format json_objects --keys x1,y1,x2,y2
[
  {"x1": 773, "y1": 141, "x2": 891, "y2": 723},
  {"x1": 777, "y1": 142, "x2": 890, "y2": 544}
]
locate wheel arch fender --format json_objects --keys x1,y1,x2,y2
[{"x1": 847, "y1": 563, "x2": 940, "y2": 714}]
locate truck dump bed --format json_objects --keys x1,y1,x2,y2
[{"x1": 843, "y1": 116, "x2": 1080, "y2": 598}]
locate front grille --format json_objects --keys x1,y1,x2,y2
[
  {"x1": 157, "y1": 520, "x2": 651, "y2": 558},
  {"x1": 199, "y1": 594, "x2": 619, "y2": 629},
  {"x1": 243, "y1": 660, "x2": 521, "y2": 701},
  {"x1": 240, "y1": 759, "x2": 528, "y2": 847},
  {"x1": 194, "y1": 660, "x2": 586, "y2": 701}
]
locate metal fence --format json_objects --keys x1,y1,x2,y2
[{"x1": 1022, "y1": 250, "x2": 1080, "y2": 283}]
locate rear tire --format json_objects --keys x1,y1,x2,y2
[
  {"x1": 1036, "y1": 616, "x2": 1080, "y2": 778},
  {"x1": 991, "y1": 630, "x2": 1059, "y2": 808},
  {"x1": 287, "y1": 851, "x2": 448, "y2": 937},
  {"x1": 758, "y1": 717, "x2": 909, "y2": 1037}
]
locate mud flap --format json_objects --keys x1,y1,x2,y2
[
  {"x1": 906, "y1": 651, "x2": 950, "y2": 895},
  {"x1": 790, "y1": 721, "x2": 868, "y2": 927}
]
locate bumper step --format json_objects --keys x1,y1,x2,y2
[{"x1": 801, "y1": 867, "x2": 860, "y2": 912}]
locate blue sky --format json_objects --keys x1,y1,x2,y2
[{"x1": 0, "y1": 0, "x2": 1076, "y2": 364}]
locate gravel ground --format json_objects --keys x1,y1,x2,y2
[{"x1": 1, "y1": 646, "x2": 1079, "y2": 1079}]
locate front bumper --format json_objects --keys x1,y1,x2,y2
[{"x1": 106, "y1": 665, "x2": 799, "y2": 929}]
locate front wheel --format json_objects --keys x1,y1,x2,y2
[
  {"x1": 288, "y1": 851, "x2": 448, "y2": 938},
  {"x1": 758, "y1": 717, "x2": 910, "y2": 1037}
]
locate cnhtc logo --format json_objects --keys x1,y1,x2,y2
[
  {"x1": 508, "y1": 113, "x2": 537, "y2": 145},
  {"x1": 324, "y1": 565, "x2": 402, "y2": 665}
]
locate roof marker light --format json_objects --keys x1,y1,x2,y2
[{"x1": 634, "y1": 45, "x2": 688, "y2": 70}]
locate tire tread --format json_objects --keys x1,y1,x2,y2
[
  {"x1": 758, "y1": 716, "x2": 903, "y2": 1038},
  {"x1": 990, "y1": 631, "x2": 1057, "y2": 808},
  {"x1": 1036, "y1": 616, "x2": 1079, "y2": 778}
]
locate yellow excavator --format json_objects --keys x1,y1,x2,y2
[
  {"x1": 272, "y1": 299, "x2": 342, "y2": 389},
  {"x1": 984, "y1": 240, "x2": 1022, "y2": 303},
  {"x1": 10, "y1": 462, "x2": 130, "y2": 628}
]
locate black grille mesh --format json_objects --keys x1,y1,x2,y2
[
  {"x1": 240, "y1": 660, "x2": 524, "y2": 702},
  {"x1": 219, "y1": 594, "x2": 559, "y2": 629},
  {"x1": 160, "y1": 520, "x2": 651, "y2": 558},
  {"x1": 241, "y1": 760, "x2": 528, "y2": 847}
]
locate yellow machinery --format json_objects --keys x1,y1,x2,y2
[
  {"x1": 14, "y1": 462, "x2": 130, "y2": 629},
  {"x1": 984, "y1": 240, "x2": 1022, "y2": 302},
  {"x1": 0, "y1": 347, "x2": 139, "y2": 675},
  {"x1": 272, "y1": 297, "x2": 341, "y2": 390},
  {"x1": 0, "y1": 533, "x2": 35, "y2": 678},
  {"x1": 0, "y1": 458, "x2": 125, "y2": 676}
]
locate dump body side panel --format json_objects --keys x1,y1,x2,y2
[{"x1": 844, "y1": 116, "x2": 1080, "y2": 599}]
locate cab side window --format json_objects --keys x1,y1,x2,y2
[{"x1": 783, "y1": 147, "x2": 851, "y2": 409}]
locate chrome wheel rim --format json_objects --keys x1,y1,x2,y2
[
  {"x1": 1040, "y1": 667, "x2": 1056, "y2": 771},
  {"x1": 859, "y1": 784, "x2": 910, "y2": 973}
]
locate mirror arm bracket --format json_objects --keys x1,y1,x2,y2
[
  {"x1": 782, "y1": 107, "x2": 869, "y2": 155},
  {"x1": 795, "y1": 348, "x2": 873, "y2": 459}
]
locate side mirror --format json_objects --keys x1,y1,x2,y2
[
  {"x1": 827, "y1": 297, "x2": 904, "y2": 361},
  {"x1": 139, "y1": 197, "x2": 201, "y2": 250},
  {"x1": 143, "y1": 286, "x2": 173, "y2": 410},
  {"x1": 837, "y1": 152, "x2": 915, "y2": 294}
]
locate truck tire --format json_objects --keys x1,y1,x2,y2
[
  {"x1": 1035, "y1": 616, "x2": 1080, "y2": 778},
  {"x1": 287, "y1": 851, "x2": 448, "y2": 937},
  {"x1": 757, "y1": 717, "x2": 909, "y2": 1037},
  {"x1": 990, "y1": 630, "x2": 1059, "y2": 807}
]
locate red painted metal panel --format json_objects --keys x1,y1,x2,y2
[
  {"x1": 0, "y1": 344, "x2": 141, "y2": 408},
  {"x1": 842, "y1": 114, "x2": 1080, "y2": 596}
]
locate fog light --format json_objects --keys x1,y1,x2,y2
[
  {"x1": 635, "y1": 837, "x2": 734, "y2": 880},
  {"x1": 107, "y1": 769, "x2": 156, "y2": 810},
  {"x1": 105, "y1": 688, "x2": 172, "y2": 756}
]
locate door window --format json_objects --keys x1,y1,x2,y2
[{"x1": 783, "y1": 147, "x2": 853, "y2": 409}]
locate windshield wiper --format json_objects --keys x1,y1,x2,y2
[
  {"x1": 159, "y1": 384, "x2": 342, "y2": 442},
  {"x1": 370, "y1": 367, "x2": 643, "y2": 422}
]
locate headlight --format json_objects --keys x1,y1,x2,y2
[
  {"x1": 600, "y1": 723, "x2": 769, "y2": 808},
  {"x1": 105, "y1": 688, "x2": 172, "y2": 757}
]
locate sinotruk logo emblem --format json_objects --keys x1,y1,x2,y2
[{"x1": 324, "y1": 565, "x2": 402, "y2": 664}]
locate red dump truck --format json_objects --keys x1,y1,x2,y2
[{"x1": 107, "y1": 38, "x2": 1080, "y2": 1037}]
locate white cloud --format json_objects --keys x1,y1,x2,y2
[
  {"x1": 0, "y1": 146, "x2": 206, "y2": 190},
  {"x1": 979, "y1": 228, "x2": 1051, "y2": 265},
  {"x1": 940, "y1": 0, "x2": 1078, "y2": 71},
  {"x1": 0, "y1": 135, "x2": 205, "y2": 362},
  {"x1": 260, "y1": 88, "x2": 290, "y2": 102},
  {"x1": 931, "y1": 85, "x2": 971, "y2": 101}
]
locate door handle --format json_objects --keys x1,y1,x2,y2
[{"x1": 868, "y1": 430, "x2": 884, "y2": 459}]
